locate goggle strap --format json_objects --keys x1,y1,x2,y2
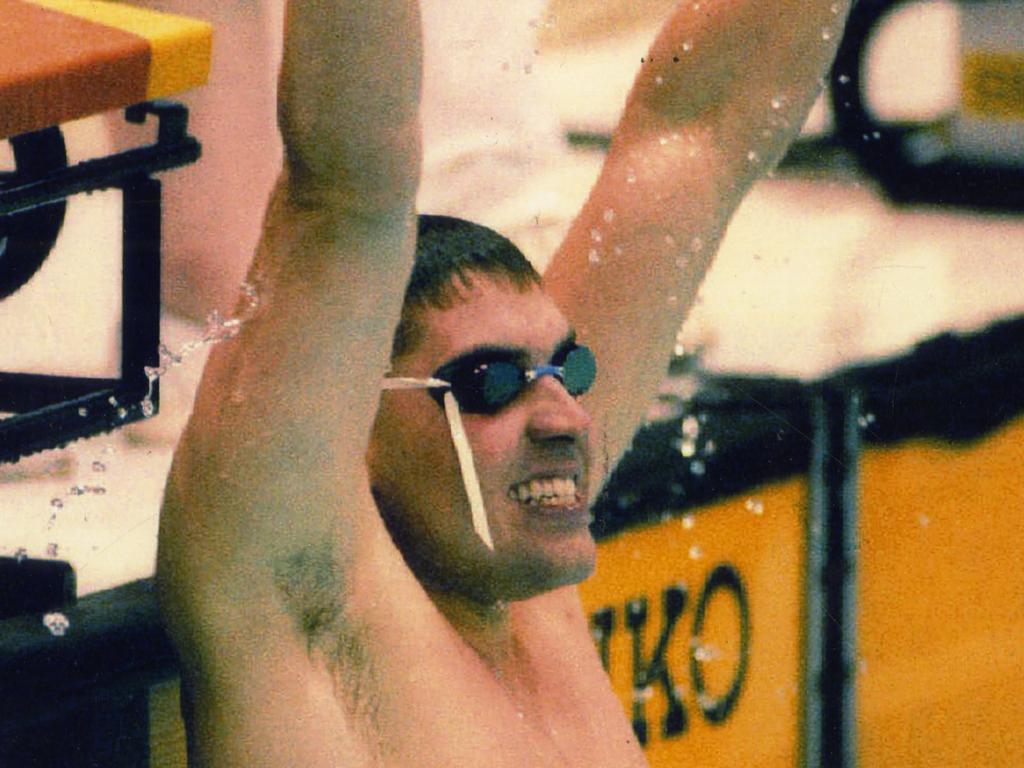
[
  {"x1": 381, "y1": 376, "x2": 450, "y2": 390},
  {"x1": 443, "y1": 390, "x2": 494, "y2": 551}
]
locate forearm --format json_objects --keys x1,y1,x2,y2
[
  {"x1": 279, "y1": 0, "x2": 423, "y2": 204},
  {"x1": 625, "y1": 0, "x2": 851, "y2": 193}
]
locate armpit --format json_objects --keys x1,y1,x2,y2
[{"x1": 271, "y1": 542, "x2": 382, "y2": 732}]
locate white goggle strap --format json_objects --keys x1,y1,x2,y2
[
  {"x1": 442, "y1": 390, "x2": 494, "y2": 550},
  {"x1": 380, "y1": 377, "x2": 494, "y2": 550}
]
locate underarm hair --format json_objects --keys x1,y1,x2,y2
[{"x1": 271, "y1": 543, "x2": 380, "y2": 729}]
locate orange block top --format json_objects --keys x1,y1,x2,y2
[{"x1": 0, "y1": 0, "x2": 211, "y2": 139}]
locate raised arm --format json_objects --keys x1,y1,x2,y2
[
  {"x1": 157, "y1": 1, "x2": 423, "y2": 764},
  {"x1": 544, "y1": 0, "x2": 850, "y2": 477}
]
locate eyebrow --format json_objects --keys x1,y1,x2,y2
[{"x1": 436, "y1": 330, "x2": 578, "y2": 373}]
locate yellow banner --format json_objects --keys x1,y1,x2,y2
[{"x1": 580, "y1": 478, "x2": 807, "y2": 768}]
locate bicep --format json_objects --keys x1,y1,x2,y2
[{"x1": 157, "y1": 176, "x2": 419, "y2": 657}]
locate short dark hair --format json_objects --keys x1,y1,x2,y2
[{"x1": 390, "y1": 215, "x2": 541, "y2": 359}]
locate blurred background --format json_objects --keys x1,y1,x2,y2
[{"x1": 2, "y1": 0, "x2": 1022, "y2": 766}]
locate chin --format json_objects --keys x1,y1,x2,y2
[{"x1": 502, "y1": 533, "x2": 597, "y2": 601}]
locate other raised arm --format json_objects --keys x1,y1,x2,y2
[{"x1": 544, "y1": 0, "x2": 851, "y2": 476}]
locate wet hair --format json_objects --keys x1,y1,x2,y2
[{"x1": 390, "y1": 214, "x2": 541, "y2": 359}]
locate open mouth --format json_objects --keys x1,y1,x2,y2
[{"x1": 508, "y1": 475, "x2": 581, "y2": 508}]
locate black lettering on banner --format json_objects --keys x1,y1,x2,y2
[
  {"x1": 590, "y1": 607, "x2": 615, "y2": 670},
  {"x1": 589, "y1": 562, "x2": 752, "y2": 746},
  {"x1": 690, "y1": 563, "x2": 750, "y2": 724},
  {"x1": 625, "y1": 585, "x2": 688, "y2": 745}
]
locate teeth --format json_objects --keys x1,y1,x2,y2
[{"x1": 509, "y1": 476, "x2": 579, "y2": 506}]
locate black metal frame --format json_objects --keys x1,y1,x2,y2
[{"x1": 0, "y1": 101, "x2": 200, "y2": 465}]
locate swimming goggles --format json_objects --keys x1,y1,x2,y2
[
  {"x1": 383, "y1": 343, "x2": 597, "y2": 414},
  {"x1": 381, "y1": 344, "x2": 597, "y2": 550}
]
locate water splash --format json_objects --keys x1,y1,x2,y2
[{"x1": 42, "y1": 612, "x2": 70, "y2": 637}]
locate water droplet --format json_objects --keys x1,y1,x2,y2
[
  {"x1": 626, "y1": 169, "x2": 637, "y2": 184},
  {"x1": 613, "y1": 246, "x2": 624, "y2": 257},
  {"x1": 745, "y1": 497, "x2": 765, "y2": 515},
  {"x1": 588, "y1": 249, "x2": 601, "y2": 264},
  {"x1": 692, "y1": 642, "x2": 722, "y2": 662},
  {"x1": 682, "y1": 415, "x2": 700, "y2": 438},
  {"x1": 14, "y1": 547, "x2": 28, "y2": 563},
  {"x1": 690, "y1": 460, "x2": 706, "y2": 476},
  {"x1": 632, "y1": 686, "x2": 655, "y2": 703},
  {"x1": 704, "y1": 439, "x2": 716, "y2": 455},
  {"x1": 42, "y1": 612, "x2": 70, "y2": 637},
  {"x1": 676, "y1": 438, "x2": 697, "y2": 458},
  {"x1": 838, "y1": 74, "x2": 851, "y2": 85},
  {"x1": 46, "y1": 542, "x2": 58, "y2": 558},
  {"x1": 918, "y1": 514, "x2": 931, "y2": 527},
  {"x1": 90, "y1": 461, "x2": 106, "y2": 473},
  {"x1": 78, "y1": 407, "x2": 89, "y2": 418},
  {"x1": 69, "y1": 485, "x2": 86, "y2": 496},
  {"x1": 682, "y1": 515, "x2": 695, "y2": 530},
  {"x1": 590, "y1": 228, "x2": 602, "y2": 243},
  {"x1": 690, "y1": 236, "x2": 704, "y2": 253},
  {"x1": 822, "y1": 28, "x2": 833, "y2": 41},
  {"x1": 655, "y1": 75, "x2": 664, "y2": 85},
  {"x1": 674, "y1": 256, "x2": 688, "y2": 270},
  {"x1": 667, "y1": 294, "x2": 678, "y2": 305},
  {"x1": 831, "y1": 2, "x2": 841, "y2": 13},
  {"x1": 664, "y1": 234, "x2": 676, "y2": 246},
  {"x1": 117, "y1": 407, "x2": 128, "y2": 420},
  {"x1": 108, "y1": 396, "x2": 118, "y2": 407},
  {"x1": 747, "y1": 150, "x2": 759, "y2": 163},
  {"x1": 771, "y1": 97, "x2": 782, "y2": 110},
  {"x1": 602, "y1": 208, "x2": 615, "y2": 224},
  {"x1": 682, "y1": 40, "x2": 693, "y2": 52},
  {"x1": 141, "y1": 398, "x2": 155, "y2": 418},
  {"x1": 688, "y1": 544, "x2": 703, "y2": 560},
  {"x1": 50, "y1": 498, "x2": 64, "y2": 509},
  {"x1": 659, "y1": 136, "x2": 668, "y2": 145}
]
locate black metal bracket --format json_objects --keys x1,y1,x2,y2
[{"x1": 0, "y1": 101, "x2": 200, "y2": 464}]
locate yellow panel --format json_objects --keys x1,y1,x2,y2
[
  {"x1": 857, "y1": 415, "x2": 1024, "y2": 766},
  {"x1": 962, "y1": 51, "x2": 1024, "y2": 120},
  {"x1": 580, "y1": 478, "x2": 807, "y2": 768},
  {"x1": 26, "y1": 0, "x2": 212, "y2": 98}
]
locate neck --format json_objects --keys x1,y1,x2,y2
[{"x1": 427, "y1": 587, "x2": 522, "y2": 671}]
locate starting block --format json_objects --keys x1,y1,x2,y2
[{"x1": 0, "y1": 0, "x2": 211, "y2": 464}]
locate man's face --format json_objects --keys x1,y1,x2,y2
[{"x1": 367, "y1": 276, "x2": 596, "y2": 605}]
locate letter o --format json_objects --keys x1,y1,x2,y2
[{"x1": 690, "y1": 563, "x2": 750, "y2": 724}]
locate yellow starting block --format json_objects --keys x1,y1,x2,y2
[
  {"x1": 0, "y1": 0, "x2": 211, "y2": 139},
  {"x1": 0, "y1": 0, "x2": 211, "y2": 463}
]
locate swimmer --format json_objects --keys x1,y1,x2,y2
[{"x1": 157, "y1": 1, "x2": 850, "y2": 765}]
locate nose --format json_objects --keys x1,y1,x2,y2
[{"x1": 525, "y1": 374, "x2": 592, "y2": 442}]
